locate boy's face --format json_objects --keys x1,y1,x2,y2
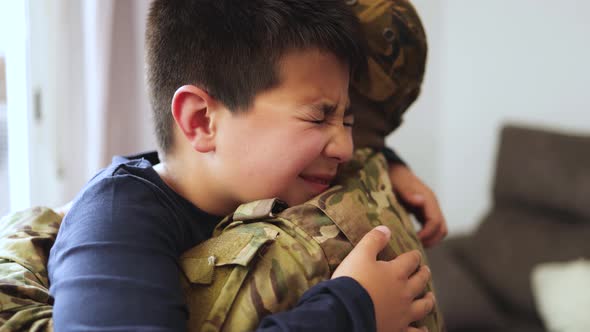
[{"x1": 214, "y1": 49, "x2": 354, "y2": 208}]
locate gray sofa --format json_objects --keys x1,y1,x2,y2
[{"x1": 426, "y1": 124, "x2": 590, "y2": 332}]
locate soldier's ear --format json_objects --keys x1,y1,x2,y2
[{"x1": 171, "y1": 85, "x2": 219, "y2": 153}]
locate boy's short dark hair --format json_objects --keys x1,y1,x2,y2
[{"x1": 146, "y1": 0, "x2": 366, "y2": 153}]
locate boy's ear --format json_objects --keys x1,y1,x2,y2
[{"x1": 171, "y1": 85, "x2": 219, "y2": 153}]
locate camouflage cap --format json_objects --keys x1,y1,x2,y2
[{"x1": 348, "y1": 0, "x2": 428, "y2": 148}]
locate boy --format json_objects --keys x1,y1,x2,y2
[
  {"x1": 179, "y1": 1, "x2": 444, "y2": 330},
  {"x1": 47, "y1": 1, "x2": 433, "y2": 331}
]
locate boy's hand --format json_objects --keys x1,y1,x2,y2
[
  {"x1": 332, "y1": 226, "x2": 435, "y2": 332},
  {"x1": 389, "y1": 164, "x2": 447, "y2": 248}
]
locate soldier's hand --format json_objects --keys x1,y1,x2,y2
[
  {"x1": 332, "y1": 226, "x2": 435, "y2": 332},
  {"x1": 389, "y1": 163, "x2": 447, "y2": 248},
  {"x1": 54, "y1": 201, "x2": 73, "y2": 218}
]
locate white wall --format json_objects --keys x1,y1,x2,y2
[
  {"x1": 389, "y1": 0, "x2": 590, "y2": 234},
  {"x1": 19, "y1": 0, "x2": 590, "y2": 227},
  {"x1": 387, "y1": 0, "x2": 444, "y2": 191},
  {"x1": 1, "y1": 0, "x2": 32, "y2": 212}
]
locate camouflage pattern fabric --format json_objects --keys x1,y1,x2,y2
[
  {"x1": 180, "y1": 148, "x2": 444, "y2": 332},
  {"x1": 349, "y1": 0, "x2": 428, "y2": 149},
  {"x1": 0, "y1": 207, "x2": 59, "y2": 332}
]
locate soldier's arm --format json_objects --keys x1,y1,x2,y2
[
  {"x1": 353, "y1": 139, "x2": 448, "y2": 247},
  {"x1": 351, "y1": 85, "x2": 448, "y2": 247},
  {"x1": 0, "y1": 207, "x2": 59, "y2": 330},
  {"x1": 388, "y1": 159, "x2": 448, "y2": 247}
]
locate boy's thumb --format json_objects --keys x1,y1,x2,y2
[{"x1": 355, "y1": 226, "x2": 391, "y2": 257}]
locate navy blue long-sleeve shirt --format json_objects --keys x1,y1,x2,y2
[{"x1": 48, "y1": 152, "x2": 375, "y2": 331}]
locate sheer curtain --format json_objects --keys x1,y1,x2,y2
[
  {"x1": 29, "y1": 0, "x2": 154, "y2": 206},
  {"x1": 83, "y1": 0, "x2": 154, "y2": 179}
]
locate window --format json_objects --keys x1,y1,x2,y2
[
  {"x1": 0, "y1": 0, "x2": 31, "y2": 215},
  {"x1": 0, "y1": 55, "x2": 7, "y2": 214}
]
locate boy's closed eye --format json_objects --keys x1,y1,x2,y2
[
  {"x1": 308, "y1": 116, "x2": 354, "y2": 127},
  {"x1": 304, "y1": 109, "x2": 354, "y2": 126},
  {"x1": 343, "y1": 114, "x2": 355, "y2": 127},
  {"x1": 299, "y1": 101, "x2": 354, "y2": 127}
]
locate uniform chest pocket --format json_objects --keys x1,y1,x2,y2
[{"x1": 180, "y1": 225, "x2": 279, "y2": 332}]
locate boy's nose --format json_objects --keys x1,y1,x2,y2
[{"x1": 324, "y1": 126, "x2": 353, "y2": 163}]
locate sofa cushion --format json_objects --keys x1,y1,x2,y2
[
  {"x1": 426, "y1": 240, "x2": 508, "y2": 330},
  {"x1": 493, "y1": 125, "x2": 590, "y2": 221},
  {"x1": 531, "y1": 259, "x2": 590, "y2": 332},
  {"x1": 457, "y1": 207, "x2": 590, "y2": 318}
]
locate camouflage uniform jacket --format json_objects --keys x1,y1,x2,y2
[
  {"x1": 0, "y1": 207, "x2": 58, "y2": 331},
  {"x1": 180, "y1": 148, "x2": 444, "y2": 332}
]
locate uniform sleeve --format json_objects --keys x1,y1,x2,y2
[
  {"x1": 257, "y1": 277, "x2": 376, "y2": 332},
  {"x1": 48, "y1": 177, "x2": 188, "y2": 332},
  {"x1": 381, "y1": 146, "x2": 407, "y2": 166}
]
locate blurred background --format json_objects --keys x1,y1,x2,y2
[{"x1": 0, "y1": 0, "x2": 589, "y2": 236}]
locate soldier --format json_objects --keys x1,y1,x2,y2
[
  {"x1": 350, "y1": 0, "x2": 447, "y2": 248},
  {"x1": 180, "y1": 148, "x2": 444, "y2": 332}
]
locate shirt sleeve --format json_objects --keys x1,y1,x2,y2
[
  {"x1": 48, "y1": 177, "x2": 188, "y2": 331},
  {"x1": 257, "y1": 277, "x2": 376, "y2": 332}
]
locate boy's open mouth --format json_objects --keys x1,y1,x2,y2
[
  {"x1": 299, "y1": 173, "x2": 336, "y2": 194},
  {"x1": 299, "y1": 175, "x2": 332, "y2": 185}
]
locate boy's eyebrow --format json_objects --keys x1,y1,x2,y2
[{"x1": 309, "y1": 102, "x2": 353, "y2": 116}]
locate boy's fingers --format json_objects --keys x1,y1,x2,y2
[
  {"x1": 354, "y1": 226, "x2": 391, "y2": 258},
  {"x1": 410, "y1": 292, "x2": 435, "y2": 322},
  {"x1": 388, "y1": 250, "x2": 422, "y2": 277},
  {"x1": 407, "y1": 265, "x2": 431, "y2": 296}
]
